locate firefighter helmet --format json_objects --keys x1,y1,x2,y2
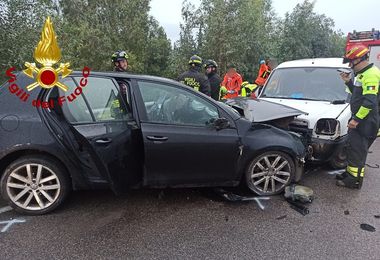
[
  {"x1": 204, "y1": 59, "x2": 218, "y2": 68},
  {"x1": 188, "y1": 55, "x2": 203, "y2": 66},
  {"x1": 111, "y1": 50, "x2": 129, "y2": 63},
  {"x1": 343, "y1": 44, "x2": 369, "y2": 63}
]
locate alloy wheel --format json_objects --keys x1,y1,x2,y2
[
  {"x1": 248, "y1": 153, "x2": 292, "y2": 194},
  {"x1": 6, "y1": 163, "x2": 61, "y2": 211}
]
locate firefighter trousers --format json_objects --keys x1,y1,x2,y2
[{"x1": 346, "y1": 128, "x2": 376, "y2": 178}]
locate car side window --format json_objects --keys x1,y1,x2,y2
[
  {"x1": 74, "y1": 77, "x2": 129, "y2": 121},
  {"x1": 138, "y1": 81, "x2": 219, "y2": 126},
  {"x1": 60, "y1": 78, "x2": 93, "y2": 123},
  {"x1": 60, "y1": 77, "x2": 129, "y2": 123}
]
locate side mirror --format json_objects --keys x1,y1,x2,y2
[{"x1": 213, "y1": 118, "x2": 230, "y2": 130}]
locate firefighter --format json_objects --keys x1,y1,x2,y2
[
  {"x1": 221, "y1": 65, "x2": 242, "y2": 99},
  {"x1": 112, "y1": 50, "x2": 129, "y2": 72},
  {"x1": 178, "y1": 55, "x2": 211, "y2": 96},
  {"x1": 336, "y1": 44, "x2": 380, "y2": 189},
  {"x1": 110, "y1": 50, "x2": 129, "y2": 118},
  {"x1": 254, "y1": 59, "x2": 272, "y2": 87},
  {"x1": 204, "y1": 59, "x2": 221, "y2": 101},
  {"x1": 240, "y1": 81, "x2": 259, "y2": 98}
]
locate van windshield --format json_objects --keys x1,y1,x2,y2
[{"x1": 261, "y1": 67, "x2": 349, "y2": 102}]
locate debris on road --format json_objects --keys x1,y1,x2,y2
[
  {"x1": 276, "y1": 215, "x2": 287, "y2": 220},
  {"x1": 213, "y1": 188, "x2": 270, "y2": 210},
  {"x1": 374, "y1": 215, "x2": 380, "y2": 219},
  {"x1": 284, "y1": 185, "x2": 314, "y2": 216},
  {"x1": 284, "y1": 184, "x2": 314, "y2": 203},
  {"x1": 365, "y1": 163, "x2": 380, "y2": 169},
  {"x1": 360, "y1": 224, "x2": 376, "y2": 232},
  {"x1": 287, "y1": 199, "x2": 310, "y2": 216},
  {"x1": 344, "y1": 210, "x2": 350, "y2": 215}
]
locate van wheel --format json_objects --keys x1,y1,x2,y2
[
  {"x1": 0, "y1": 156, "x2": 70, "y2": 215},
  {"x1": 246, "y1": 151, "x2": 295, "y2": 195},
  {"x1": 329, "y1": 148, "x2": 347, "y2": 169}
]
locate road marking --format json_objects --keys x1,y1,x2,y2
[
  {"x1": 0, "y1": 206, "x2": 12, "y2": 214},
  {"x1": 327, "y1": 169, "x2": 345, "y2": 175},
  {"x1": 253, "y1": 197, "x2": 270, "y2": 210},
  {"x1": 236, "y1": 196, "x2": 270, "y2": 210},
  {"x1": 0, "y1": 219, "x2": 26, "y2": 233}
]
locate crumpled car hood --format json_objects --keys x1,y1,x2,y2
[
  {"x1": 225, "y1": 97, "x2": 307, "y2": 122},
  {"x1": 260, "y1": 98, "x2": 350, "y2": 127}
]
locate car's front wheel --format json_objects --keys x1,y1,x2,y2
[
  {"x1": 0, "y1": 156, "x2": 70, "y2": 215},
  {"x1": 245, "y1": 151, "x2": 295, "y2": 195}
]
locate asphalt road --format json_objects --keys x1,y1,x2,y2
[{"x1": 1, "y1": 140, "x2": 380, "y2": 260}]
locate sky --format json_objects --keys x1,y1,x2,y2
[{"x1": 149, "y1": 0, "x2": 380, "y2": 43}]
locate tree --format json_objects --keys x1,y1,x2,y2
[
  {"x1": 0, "y1": 0, "x2": 58, "y2": 82},
  {"x1": 176, "y1": 0, "x2": 278, "y2": 81},
  {"x1": 145, "y1": 17, "x2": 172, "y2": 76},
  {"x1": 0, "y1": 0, "x2": 171, "y2": 82},
  {"x1": 167, "y1": 0, "x2": 199, "y2": 78},
  {"x1": 276, "y1": 0, "x2": 345, "y2": 62}
]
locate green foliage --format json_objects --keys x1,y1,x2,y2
[
  {"x1": 174, "y1": 0, "x2": 346, "y2": 81},
  {"x1": 0, "y1": 0, "x2": 346, "y2": 83},
  {"x1": 0, "y1": 0, "x2": 171, "y2": 82},
  {"x1": 276, "y1": 0, "x2": 346, "y2": 62}
]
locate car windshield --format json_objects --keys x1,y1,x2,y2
[{"x1": 261, "y1": 67, "x2": 349, "y2": 102}]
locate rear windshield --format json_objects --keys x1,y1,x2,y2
[{"x1": 261, "y1": 67, "x2": 349, "y2": 102}]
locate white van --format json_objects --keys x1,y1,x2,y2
[{"x1": 259, "y1": 58, "x2": 351, "y2": 168}]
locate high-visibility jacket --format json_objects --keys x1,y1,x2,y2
[
  {"x1": 346, "y1": 63, "x2": 380, "y2": 137},
  {"x1": 255, "y1": 63, "x2": 271, "y2": 86},
  {"x1": 221, "y1": 72, "x2": 242, "y2": 99},
  {"x1": 345, "y1": 63, "x2": 380, "y2": 178},
  {"x1": 240, "y1": 83, "x2": 259, "y2": 97}
]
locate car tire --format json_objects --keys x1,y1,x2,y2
[
  {"x1": 329, "y1": 148, "x2": 347, "y2": 169},
  {"x1": 245, "y1": 151, "x2": 295, "y2": 196},
  {"x1": 0, "y1": 155, "x2": 71, "y2": 215}
]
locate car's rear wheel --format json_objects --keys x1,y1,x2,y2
[
  {"x1": 245, "y1": 151, "x2": 295, "y2": 195},
  {"x1": 0, "y1": 156, "x2": 70, "y2": 215}
]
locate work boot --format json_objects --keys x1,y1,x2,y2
[
  {"x1": 335, "y1": 171, "x2": 348, "y2": 180},
  {"x1": 336, "y1": 174, "x2": 360, "y2": 189}
]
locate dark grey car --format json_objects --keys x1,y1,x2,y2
[{"x1": 0, "y1": 72, "x2": 306, "y2": 215}]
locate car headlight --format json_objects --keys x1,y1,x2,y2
[{"x1": 315, "y1": 119, "x2": 339, "y2": 136}]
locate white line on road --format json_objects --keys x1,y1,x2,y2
[
  {"x1": 0, "y1": 206, "x2": 12, "y2": 214},
  {"x1": 0, "y1": 219, "x2": 26, "y2": 233}
]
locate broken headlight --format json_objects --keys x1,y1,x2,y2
[{"x1": 315, "y1": 119, "x2": 339, "y2": 136}]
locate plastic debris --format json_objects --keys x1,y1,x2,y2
[
  {"x1": 360, "y1": 224, "x2": 376, "y2": 232},
  {"x1": 286, "y1": 199, "x2": 310, "y2": 216},
  {"x1": 284, "y1": 184, "x2": 314, "y2": 203},
  {"x1": 213, "y1": 188, "x2": 270, "y2": 210}
]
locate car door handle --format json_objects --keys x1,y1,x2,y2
[
  {"x1": 146, "y1": 136, "x2": 168, "y2": 141},
  {"x1": 95, "y1": 138, "x2": 112, "y2": 144}
]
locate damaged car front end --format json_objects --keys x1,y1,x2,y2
[{"x1": 225, "y1": 97, "x2": 307, "y2": 184}]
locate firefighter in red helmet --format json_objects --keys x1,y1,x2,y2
[{"x1": 336, "y1": 44, "x2": 380, "y2": 189}]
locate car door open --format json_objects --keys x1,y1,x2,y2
[{"x1": 47, "y1": 76, "x2": 142, "y2": 193}]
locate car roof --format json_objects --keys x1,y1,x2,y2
[
  {"x1": 71, "y1": 71, "x2": 180, "y2": 85},
  {"x1": 276, "y1": 58, "x2": 350, "y2": 69}
]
